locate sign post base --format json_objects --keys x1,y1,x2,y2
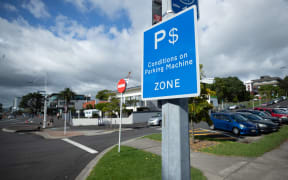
[{"x1": 162, "y1": 98, "x2": 191, "y2": 180}]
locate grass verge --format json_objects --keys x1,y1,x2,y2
[
  {"x1": 143, "y1": 125, "x2": 288, "y2": 157},
  {"x1": 87, "y1": 146, "x2": 206, "y2": 180},
  {"x1": 143, "y1": 133, "x2": 162, "y2": 141},
  {"x1": 201, "y1": 125, "x2": 288, "y2": 157}
]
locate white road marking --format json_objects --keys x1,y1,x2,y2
[{"x1": 62, "y1": 138, "x2": 98, "y2": 154}]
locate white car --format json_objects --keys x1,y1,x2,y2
[
  {"x1": 148, "y1": 113, "x2": 162, "y2": 126},
  {"x1": 228, "y1": 105, "x2": 239, "y2": 110}
]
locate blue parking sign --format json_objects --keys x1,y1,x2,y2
[{"x1": 142, "y1": 5, "x2": 200, "y2": 100}]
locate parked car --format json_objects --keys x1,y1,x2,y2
[
  {"x1": 148, "y1": 113, "x2": 162, "y2": 126},
  {"x1": 210, "y1": 112, "x2": 258, "y2": 135},
  {"x1": 272, "y1": 98, "x2": 281, "y2": 104},
  {"x1": 228, "y1": 105, "x2": 239, "y2": 110},
  {"x1": 254, "y1": 107, "x2": 288, "y2": 124},
  {"x1": 8, "y1": 114, "x2": 16, "y2": 119},
  {"x1": 236, "y1": 109, "x2": 281, "y2": 125},
  {"x1": 236, "y1": 112, "x2": 279, "y2": 133},
  {"x1": 274, "y1": 107, "x2": 288, "y2": 112}
]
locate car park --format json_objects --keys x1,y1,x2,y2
[
  {"x1": 210, "y1": 112, "x2": 258, "y2": 135},
  {"x1": 236, "y1": 112, "x2": 279, "y2": 133},
  {"x1": 148, "y1": 113, "x2": 162, "y2": 126}
]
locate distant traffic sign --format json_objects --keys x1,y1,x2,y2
[
  {"x1": 142, "y1": 6, "x2": 200, "y2": 100},
  {"x1": 172, "y1": 0, "x2": 199, "y2": 19},
  {"x1": 117, "y1": 79, "x2": 126, "y2": 93}
]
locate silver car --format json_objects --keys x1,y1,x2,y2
[{"x1": 148, "y1": 113, "x2": 162, "y2": 126}]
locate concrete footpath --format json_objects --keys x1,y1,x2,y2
[{"x1": 123, "y1": 138, "x2": 288, "y2": 180}]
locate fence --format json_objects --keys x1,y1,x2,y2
[{"x1": 71, "y1": 111, "x2": 160, "y2": 126}]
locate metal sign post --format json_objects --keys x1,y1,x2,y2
[
  {"x1": 64, "y1": 103, "x2": 67, "y2": 135},
  {"x1": 143, "y1": 1, "x2": 200, "y2": 179},
  {"x1": 117, "y1": 79, "x2": 127, "y2": 153},
  {"x1": 118, "y1": 93, "x2": 123, "y2": 153}
]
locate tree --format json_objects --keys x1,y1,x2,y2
[
  {"x1": 210, "y1": 77, "x2": 250, "y2": 102},
  {"x1": 58, "y1": 88, "x2": 76, "y2": 112},
  {"x1": 258, "y1": 85, "x2": 281, "y2": 100},
  {"x1": 188, "y1": 65, "x2": 214, "y2": 144},
  {"x1": 19, "y1": 92, "x2": 44, "y2": 115},
  {"x1": 86, "y1": 104, "x2": 94, "y2": 109},
  {"x1": 279, "y1": 76, "x2": 288, "y2": 96},
  {"x1": 95, "y1": 102, "x2": 109, "y2": 118},
  {"x1": 96, "y1": 90, "x2": 114, "y2": 101},
  {"x1": 103, "y1": 97, "x2": 120, "y2": 118},
  {"x1": 188, "y1": 84, "x2": 214, "y2": 144}
]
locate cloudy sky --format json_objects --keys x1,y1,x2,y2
[{"x1": 0, "y1": 0, "x2": 288, "y2": 107}]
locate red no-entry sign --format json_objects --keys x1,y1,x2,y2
[{"x1": 117, "y1": 79, "x2": 126, "y2": 93}]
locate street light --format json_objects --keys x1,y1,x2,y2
[{"x1": 27, "y1": 72, "x2": 48, "y2": 128}]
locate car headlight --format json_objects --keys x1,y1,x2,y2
[
  {"x1": 258, "y1": 123, "x2": 267, "y2": 128},
  {"x1": 239, "y1": 124, "x2": 245, "y2": 128}
]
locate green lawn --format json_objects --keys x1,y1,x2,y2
[
  {"x1": 143, "y1": 133, "x2": 162, "y2": 141},
  {"x1": 201, "y1": 125, "x2": 288, "y2": 157},
  {"x1": 143, "y1": 125, "x2": 288, "y2": 157},
  {"x1": 87, "y1": 146, "x2": 206, "y2": 180}
]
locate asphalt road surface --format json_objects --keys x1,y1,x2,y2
[{"x1": 0, "y1": 125, "x2": 160, "y2": 180}]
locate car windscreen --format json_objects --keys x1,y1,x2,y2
[
  {"x1": 258, "y1": 112, "x2": 270, "y2": 117},
  {"x1": 231, "y1": 114, "x2": 248, "y2": 122},
  {"x1": 272, "y1": 109, "x2": 286, "y2": 114},
  {"x1": 247, "y1": 114, "x2": 262, "y2": 120}
]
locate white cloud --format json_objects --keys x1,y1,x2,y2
[
  {"x1": 65, "y1": 0, "x2": 151, "y2": 31},
  {"x1": 22, "y1": 0, "x2": 50, "y2": 18},
  {"x1": 1, "y1": 0, "x2": 288, "y2": 106},
  {"x1": 198, "y1": 0, "x2": 288, "y2": 80},
  {"x1": 3, "y1": 3, "x2": 17, "y2": 12}
]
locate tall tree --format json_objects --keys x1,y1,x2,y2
[
  {"x1": 279, "y1": 76, "x2": 288, "y2": 96},
  {"x1": 59, "y1": 88, "x2": 76, "y2": 112},
  {"x1": 19, "y1": 92, "x2": 44, "y2": 114},
  {"x1": 96, "y1": 90, "x2": 115, "y2": 101},
  {"x1": 210, "y1": 77, "x2": 250, "y2": 102}
]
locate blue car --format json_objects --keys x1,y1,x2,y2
[{"x1": 210, "y1": 112, "x2": 258, "y2": 135}]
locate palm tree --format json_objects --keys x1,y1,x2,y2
[
  {"x1": 59, "y1": 88, "x2": 76, "y2": 135},
  {"x1": 59, "y1": 88, "x2": 76, "y2": 112}
]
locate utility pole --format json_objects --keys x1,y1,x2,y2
[{"x1": 43, "y1": 72, "x2": 47, "y2": 128}]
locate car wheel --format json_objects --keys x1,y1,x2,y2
[
  {"x1": 210, "y1": 124, "x2": 215, "y2": 130},
  {"x1": 232, "y1": 127, "x2": 240, "y2": 135},
  {"x1": 159, "y1": 120, "x2": 162, "y2": 127}
]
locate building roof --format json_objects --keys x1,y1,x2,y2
[{"x1": 252, "y1": 76, "x2": 281, "y2": 83}]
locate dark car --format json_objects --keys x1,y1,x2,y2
[
  {"x1": 236, "y1": 109, "x2": 281, "y2": 126},
  {"x1": 237, "y1": 112, "x2": 279, "y2": 133},
  {"x1": 254, "y1": 107, "x2": 288, "y2": 124},
  {"x1": 210, "y1": 112, "x2": 258, "y2": 135}
]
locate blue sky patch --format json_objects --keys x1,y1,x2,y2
[{"x1": 0, "y1": 0, "x2": 132, "y2": 38}]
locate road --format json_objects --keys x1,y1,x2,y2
[{"x1": 0, "y1": 118, "x2": 160, "y2": 180}]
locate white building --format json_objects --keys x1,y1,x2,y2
[
  {"x1": 12, "y1": 97, "x2": 21, "y2": 112},
  {"x1": 244, "y1": 80, "x2": 253, "y2": 92},
  {"x1": 115, "y1": 86, "x2": 160, "y2": 112}
]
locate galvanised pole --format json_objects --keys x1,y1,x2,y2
[{"x1": 161, "y1": 1, "x2": 191, "y2": 179}]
